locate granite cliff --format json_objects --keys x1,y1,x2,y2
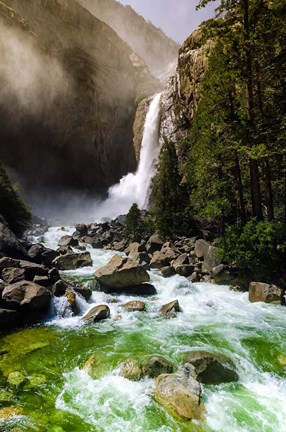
[
  {"x1": 0, "y1": 0, "x2": 159, "y2": 197},
  {"x1": 78, "y1": 0, "x2": 179, "y2": 80}
]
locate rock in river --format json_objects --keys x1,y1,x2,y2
[
  {"x1": 94, "y1": 255, "x2": 150, "y2": 290},
  {"x1": 81, "y1": 305, "x2": 110, "y2": 322}
]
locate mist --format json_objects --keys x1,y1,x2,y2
[{"x1": 0, "y1": 23, "x2": 69, "y2": 117}]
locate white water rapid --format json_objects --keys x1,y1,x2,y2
[{"x1": 93, "y1": 93, "x2": 162, "y2": 221}]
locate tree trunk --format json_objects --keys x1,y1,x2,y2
[
  {"x1": 264, "y1": 160, "x2": 274, "y2": 221},
  {"x1": 249, "y1": 159, "x2": 263, "y2": 220},
  {"x1": 234, "y1": 151, "x2": 246, "y2": 224}
]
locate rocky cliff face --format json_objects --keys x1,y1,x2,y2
[
  {"x1": 78, "y1": 0, "x2": 179, "y2": 80},
  {"x1": 160, "y1": 30, "x2": 212, "y2": 146},
  {"x1": 0, "y1": 0, "x2": 159, "y2": 196}
]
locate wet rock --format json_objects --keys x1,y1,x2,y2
[
  {"x1": 160, "y1": 300, "x2": 180, "y2": 318},
  {"x1": 249, "y1": 282, "x2": 284, "y2": 305},
  {"x1": 52, "y1": 251, "x2": 92, "y2": 270},
  {"x1": 183, "y1": 351, "x2": 239, "y2": 384},
  {"x1": 27, "y1": 243, "x2": 58, "y2": 266},
  {"x1": 73, "y1": 285, "x2": 92, "y2": 301},
  {"x1": 143, "y1": 356, "x2": 173, "y2": 378},
  {"x1": 188, "y1": 272, "x2": 200, "y2": 283},
  {"x1": 154, "y1": 365, "x2": 204, "y2": 421},
  {"x1": 82, "y1": 353, "x2": 107, "y2": 379},
  {"x1": 161, "y1": 266, "x2": 175, "y2": 278},
  {"x1": 2, "y1": 281, "x2": 51, "y2": 315},
  {"x1": 94, "y1": 255, "x2": 150, "y2": 289},
  {"x1": 120, "y1": 358, "x2": 142, "y2": 381},
  {"x1": 53, "y1": 279, "x2": 68, "y2": 297},
  {"x1": 175, "y1": 265, "x2": 195, "y2": 277},
  {"x1": 81, "y1": 304, "x2": 110, "y2": 322},
  {"x1": 122, "y1": 300, "x2": 145, "y2": 312},
  {"x1": 0, "y1": 222, "x2": 27, "y2": 259},
  {"x1": 64, "y1": 289, "x2": 77, "y2": 314},
  {"x1": 58, "y1": 235, "x2": 79, "y2": 248}
]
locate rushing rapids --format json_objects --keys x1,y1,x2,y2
[{"x1": 0, "y1": 226, "x2": 286, "y2": 431}]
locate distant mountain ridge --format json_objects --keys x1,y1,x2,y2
[{"x1": 78, "y1": 0, "x2": 179, "y2": 79}]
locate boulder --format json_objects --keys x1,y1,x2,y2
[
  {"x1": 183, "y1": 351, "x2": 239, "y2": 384},
  {"x1": 94, "y1": 255, "x2": 150, "y2": 289},
  {"x1": 75, "y1": 224, "x2": 88, "y2": 236},
  {"x1": 65, "y1": 289, "x2": 77, "y2": 314},
  {"x1": 172, "y1": 254, "x2": 189, "y2": 270},
  {"x1": 82, "y1": 353, "x2": 107, "y2": 379},
  {"x1": 113, "y1": 240, "x2": 127, "y2": 251},
  {"x1": 58, "y1": 235, "x2": 79, "y2": 248},
  {"x1": 194, "y1": 239, "x2": 221, "y2": 272},
  {"x1": 81, "y1": 236, "x2": 103, "y2": 249},
  {"x1": 73, "y1": 285, "x2": 92, "y2": 301},
  {"x1": 146, "y1": 234, "x2": 164, "y2": 254},
  {"x1": 160, "y1": 300, "x2": 180, "y2": 318},
  {"x1": 154, "y1": 366, "x2": 204, "y2": 421},
  {"x1": 188, "y1": 272, "x2": 200, "y2": 283},
  {"x1": 2, "y1": 267, "x2": 25, "y2": 284},
  {"x1": 0, "y1": 222, "x2": 27, "y2": 259},
  {"x1": 150, "y1": 251, "x2": 170, "y2": 269},
  {"x1": 0, "y1": 257, "x2": 49, "y2": 280},
  {"x1": 33, "y1": 275, "x2": 51, "y2": 288},
  {"x1": 120, "y1": 358, "x2": 142, "y2": 381},
  {"x1": 81, "y1": 305, "x2": 110, "y2": 322},
  {"x1": 143, "y1": 356, "x2": 173, "y2": 378},
  {"x1": 161, "y1": 266, "x2": 175, "y2": 278},
  {"x1": 52, "y1": 251, "x2": 92, "y2": 270},
  {"x1": 249, "y1": 282, "x2": 284, "y2": 304},
  {"x1": 122, "y1": 301, "x2": 145, "y2": 312},
  {"x1": 27, "y1": 244, "x2": 58, "y2": 266},
  {"x1": 2, "y1": 281, "x2": 51, "y2": 314},
  {"x1": 175, "y1": 265, "x2": 195, "y2": 277}
]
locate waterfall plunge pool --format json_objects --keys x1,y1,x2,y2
[{"x1": 0, "y1": 227, "x2": 286, "y2": 432}]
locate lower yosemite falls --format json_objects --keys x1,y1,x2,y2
[{"x1": 93, "y1": 93, "x2": 162, "y2": 220}]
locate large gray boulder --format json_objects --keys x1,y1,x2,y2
[
  {"x1": 183, "y1": 351, "x2": 239, "y2": 384},
  {"x1": 27, "y1": 243, "x2": 58, "y2": 266},
  {"x1": 94, "y1": 255, "x2": 150, "y2": 289},
  {"x1": 52, "y1": 251, "x2": 92, "y2": 270},
  {"x1": 249, "y1": 282, "x2": 284, "y2": 304},
  {"x1": 2, "y1": 281, "x2": 51, "y2": 314},
  {"x1": 194, "y1": 239, "x2": 221, "y2": 272},
  {"x1": 146, "y1": 234, "x2": 164, "y2": 254},
  {"x1": 0, "y1": 257, "x2": 49, "y2": 281},
  {"x1": 155, "y1": 365, "x2": 204, "y2": 421},
  {"x1": 0, "y1": 223, "x2": 27, "y2": 259}
]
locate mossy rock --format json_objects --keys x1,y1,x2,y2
[
  {"x1": 120, "y1": 358, "x2": 142, "y2": 381},
  {"x1": 0, "y1": 405, "x2": 24, "y2": 420},
  {"x1": 82, "y1": 353, "x2": 109, "y2": 379},
  {"x1": 0, "y1": 390, "x2": 14, "y2": 407},
  {"x1": 277, "y1": 355, "x2": 286, "y2": 369},
  {"x1": 7, "y1": 371, "x2": 27, "y2": 388}
]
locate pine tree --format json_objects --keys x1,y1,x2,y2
[
  {"x1": 123, "y1": 203, "x2": 144, "y2": 242},
  {"x1": 0, "y1": 162, "x2": 31, "y2": 236}
]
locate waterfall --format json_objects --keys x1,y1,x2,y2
[{"x1": 94, "y1": 93, "x2": 162, "y2": 220}]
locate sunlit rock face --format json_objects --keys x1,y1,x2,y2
[
  {"x1": 78, "y1": 0, "x2": 179, "y2": 80},
  {"x1": 0, "y1": 0, "x2": 158, "y2": 195},
  {"x1": 160, "y1": 29, "x2": 213, "y2": 146}
]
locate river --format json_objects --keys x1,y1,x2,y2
[{"x1": 1, "y1": 226, "x2": 286, "y2": 432}]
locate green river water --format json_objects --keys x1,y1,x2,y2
[{"x1": 0, "y1": 227, "x2": 286, "y2": 432}]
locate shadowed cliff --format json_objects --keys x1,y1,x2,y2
[{"x1": 0, "y1": 0, "x2": 159, "y2": 198}]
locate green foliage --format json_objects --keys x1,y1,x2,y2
[
  {"x1": 218, "y1": 219, "x2": 286, "y2": 279},
  {"x1": 123, "y1": 204, "x2": 154, "y2": 242},
  {"x1": 150, "y1": 140, "x2": 194, "y2": 238},
  {"x1": 0, "y1": 162, "x2": 31, "y2": 236}
]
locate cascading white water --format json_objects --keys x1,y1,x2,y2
[{"x1": 93, "y1": 93, "x2": 162, "y2": 220}]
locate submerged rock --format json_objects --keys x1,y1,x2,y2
[
  {"x1": 120, "y1": 358, "x2": 142, "y2": 381},
  {"x1": 160, "y1": 300, "x2": 180, "y2": 318},
  {"x1": 94, "y1": 255, "x2": 150, "y2": 290},
  {"x1": 7, "y1": 371, "x2": 27, "y2": 388},
  {"x1": 81, "y1": 305, "x2": 110, "y2": 322},
  {"x1": 143, "y1": 356, "x2": 173, "y2": 378},
  {"x1": 154, "y1": 365, "x2": 204, "y2": 421},
  {"x1": 183, "y1": 351, "x2": 239, "y2": 384},
  {"x1": 122, "y1": 301, "x2": 146, "y2": 312},
  {"x1": 0, "y1": 406, "x2": 24, "y2": 420}
]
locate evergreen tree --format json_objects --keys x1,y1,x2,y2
[
  {"x1": 0, "y1": 162, "x2": 31, "y2": 236},
  {"x1": 123, "y1": 203, "x2": 144, "y2": 242},
  {"x1": 151, "y1": 139, "x2": 192, "y2": 238}
]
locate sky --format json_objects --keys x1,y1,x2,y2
[{"x1": 118, "y1": 0, "x2": 218, "y2": 43}]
